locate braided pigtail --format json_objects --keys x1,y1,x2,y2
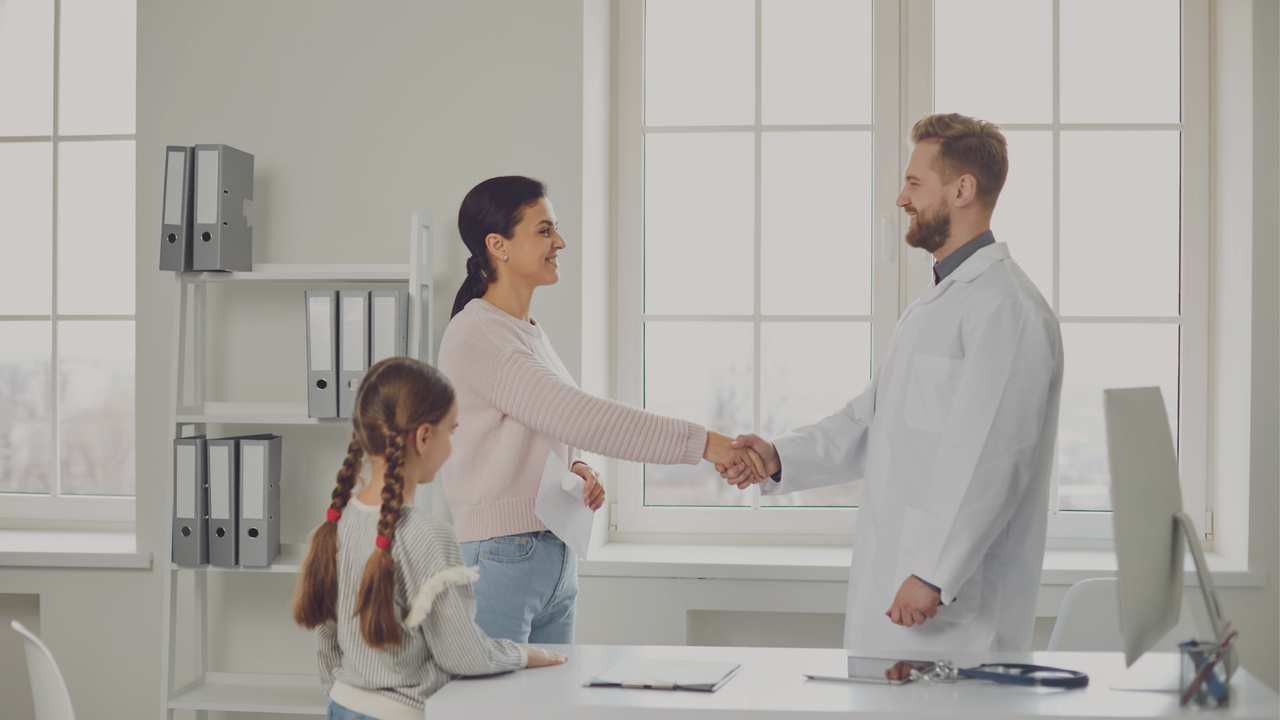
[
  {"x1": 293, "y1": 435, "x2": 363, "y2": 628},
  {"x1": 354, "y1": 427, "x2": 407, "y2": 650}
]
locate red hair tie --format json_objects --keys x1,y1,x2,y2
[
  {"x1": 375, "y1": 535, "x2": 391, "y2": 550},
  {"x1": 327, "y1": 508, "x2": 342, "y2": 522}
]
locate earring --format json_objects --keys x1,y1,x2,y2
[{"x1": 503, "y1": 254, "x2": 508, "y2": 261}]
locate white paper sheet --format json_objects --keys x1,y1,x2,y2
[
  {"x1": 590, "y1": 658, "x2": 741, "y2": 690},
  {"x1": 533, "y1": 449, "x2": 595, "y2": 560}
]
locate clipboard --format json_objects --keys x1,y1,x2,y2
[{"x1": 584, "y1": 658, "x2": 742, "y2": 692}]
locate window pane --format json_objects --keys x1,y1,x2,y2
[
  {"x1": 1059, "y1": 131, "x2": 1179, "y2": 317},
  {"x1": 761, "y1": 0, "x2": 872, "y2": 125},
  {"x1": 934, "y1": 0, "x2": 1052, "y2": 124},
  {"x1": 644, "y1": 322, "x2": 752, "y2": 507},
  {"x1": 1057, "y1": 323, "x2": 1178, "y2": 512},
  {"x1": 759, "y1": 321, "x2": 869, "y2": 507},
  {"x1": 58, "y1": 140, "x2": 135, "y2": 315},
  {"x1": 0, "y1": 143, "x2": 53, "y2": 314},
  {"x1": 645, "y1": 0, "x2": 753, "y2": 127},
  {"x1": 761, "y1": 132, "x2": 871, "y2": 315},
  {"x1": 1060, "y1": 0, "x2": 1180, "y2": 124},
  {"x1": 645, "y1": 133, "x2": 754, "y2": 315},
  {"x1": 58, "y1": 0, "x2": 136, "y2": 135},
  {"x1": 0, "y1": 322, "x2": 52, "y2": 494},
  {"x1": 0, "y1": 0, "x2": 54, "y2": 135},
  {"x1": 991, "y1": 131, "x2": 1052, "y2": 303},
  {"x1": 58, "y1": 320, "x2": 134, "y2": 496}
]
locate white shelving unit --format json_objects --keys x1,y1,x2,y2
[{"x1": 158, "y1": 209, "x2": 435, "y2": 718}]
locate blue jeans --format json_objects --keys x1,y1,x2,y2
[
  {"x1": 459, "y1": 530, "x2": 577, "y2": 644},
  {"x1": 328, "y1": 700, "x2": 377, "y2": 720}
]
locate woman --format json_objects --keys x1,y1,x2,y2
[{"x1": 436, "y1": 176, "x2": 762, "y2": 644}]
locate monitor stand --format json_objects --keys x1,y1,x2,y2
[{"x1": 1175, "y1": 510, "x2": 1237, "y2": 679}]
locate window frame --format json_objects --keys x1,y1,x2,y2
[
  {"x1": 615, "y1": 0, "x2": 901, "y2": 536},
  {"x1": 0, "y1": 0, "x2": 137, "y2": 525},
  {"x1": 621, "y1": 0, "x2": 1210, "y2": 544},
  {"x1": 902, "y1": 0, "x2": 1209, "y2": 543}
]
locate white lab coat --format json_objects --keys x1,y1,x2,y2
[{"x1": 764, "y1": 242, "x2": 1063, "y2": 653}]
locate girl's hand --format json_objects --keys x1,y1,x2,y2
[
  {"x1": 522, "y1": 645, "x2": 569, "y2": 668},
  {"x1": 571, "y1": 462, "x2": 606, "y2": 511}
]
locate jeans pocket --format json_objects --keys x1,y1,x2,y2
[{"x1": 478, "y1": 534, "x2": 537, "y2": 563}]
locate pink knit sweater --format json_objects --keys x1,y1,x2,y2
[{"x1": 436, "y1": 299, "x2": 707, "y2": 543}]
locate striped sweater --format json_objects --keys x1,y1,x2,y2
[
  {"x1": 437, "y1": 298, "x2": 708, "y2": 543},
  {"x1": 315, "y1": 497, "x2": 525, "y2": 720}
]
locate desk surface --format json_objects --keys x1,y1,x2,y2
[{"x1": 425, "y1": 645, "x2": 1279, "y2": 720}]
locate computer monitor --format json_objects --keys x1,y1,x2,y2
[{"x1": 1104, "y1": 387, "x2": 1235, "y2": 677}]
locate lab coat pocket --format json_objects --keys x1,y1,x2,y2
[{"x1": 904, "y1": 353, "x2": 964, "y2": 433}]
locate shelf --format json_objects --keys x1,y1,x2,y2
[
  {"x1": 168, "y1": 672, "x2": 326, "y2": 715},
  {"x1": 172, "y1": 544, "x2": 305, "y2": 574},
  {"x1": 176, "y1": 402, "x2": 351, "y2": 426},
  {"x1": 183, "y1": 263, "x2": 410, "y2": 283}
]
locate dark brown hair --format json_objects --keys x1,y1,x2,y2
[
  {"x1": 910, "y1": 113, "x2": 1009, "y2": 210},
  {"x1": 292, "y1": 356, "x2": 455, "y2": 650},
  {"x1": 450, "y1": 175, "x2": 547, "y2": 318}
]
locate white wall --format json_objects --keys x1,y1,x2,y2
[
  {"x1": 0, "y1": 2, "x2": 597, "y2": 719},
  {"x1": 136, "y1": 3, "x2": 598, "y2": 718},
  {"x1": 0, "y1": 3, "x2": 1276, "y2": 719}
]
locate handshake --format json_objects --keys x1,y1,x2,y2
[{"x1": 703, "y1": 432, "x2": 781, "y2": 489}]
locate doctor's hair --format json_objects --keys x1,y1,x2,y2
[
  {"x1": 910, "y1": 113, "x2": 1009, "y2": 210},
  {"x1": 292, "y1": 356, "x2": 456, "y2": 651},
  {"x1": 451, "y1": 175, "x2": 549, "y2": 319}
]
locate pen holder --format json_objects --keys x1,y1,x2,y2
[{"x1": 1179, "y1": 639, "x2": 1233, "y2": 708}]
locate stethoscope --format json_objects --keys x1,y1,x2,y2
[{"x1": 911, "y1": 661, "x2": 1090, "y2": 690}]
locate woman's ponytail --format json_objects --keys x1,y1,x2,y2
[
  {"x1": 450, "y1": 176, "x2": 547, "y2": 318},
  {"x1": 451, "y1": 256, "x2": 494, "y2": 318}
]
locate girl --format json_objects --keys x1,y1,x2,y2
[
  {"x1": 293, "y1": 356, "x2": 565, "y2": 720},
  {"x1": 437, "y1": 176, "x2": 764, "y2": 645}
]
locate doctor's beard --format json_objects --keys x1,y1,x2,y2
[{"x1": 905, "y1": 204, "x2": 951, "y2": 254}]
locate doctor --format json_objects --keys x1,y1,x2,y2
[{"x1": 719, "y1": 113, "x2": 1064, "y2": 653}]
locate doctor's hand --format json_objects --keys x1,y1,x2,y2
[
  {"x1": 715, "y1": 434, "x2": 781, "y2": 489},
  {"x1": 571, "y1": 461, "x2": 606, "y2": 512},
  {"x1": 704, "y1": 431, "x2": 766, "y2": 483},
  {"x1": 886, "y1": 575, "x2": 942, "y2": 627}
]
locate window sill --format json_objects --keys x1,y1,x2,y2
[
  {"x1": 578, "y1": 543, "x2": 1266, "y2": 588},
  {"x1": 0, "y1": 530, "x2": 152, "y2": 569}
]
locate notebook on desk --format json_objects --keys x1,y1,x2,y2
[{"x1": 585, "y1": 658, "x2": 742, "y2": 692}]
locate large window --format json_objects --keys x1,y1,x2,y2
[
  {"x1": 0, "y1": 0, "x2": 137, "y2": 522},
  {"x1": 616, "y1": 0, "x2": 1207, "y2": 540}
]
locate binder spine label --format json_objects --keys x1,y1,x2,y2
[
  {"x1": 164, "y1": 151, "x2": 186, "y2": 226},
  {"x1": 208, "y1": 444, "x2": 231, "y2": 520},
  {"x1": 308, "y1": 295, "x2": 334, "y2": 373},
  {"x1": 242, "y1": 444, "x2": 265, "y2": 520},
  {"x1": 195, "y1": 150, "x2": 218, "y2": 225},
  {"x1": 175, "y1": 444, "x2": 196, "y2": 517}
]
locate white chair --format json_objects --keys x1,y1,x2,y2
[
  {"x1": 1047, "y1": 577, "x2": 1199, "y2": 652},
  {"x1": 11, "y1": 620, "x2": 76, "y2": 720}
]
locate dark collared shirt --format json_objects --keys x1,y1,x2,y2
[{"x1": 932, "y1": 230, "x2": 996, "y2": 284}]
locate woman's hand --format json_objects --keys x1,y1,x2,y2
[
  {"x1": 703, "y1": 431, "x2": 766, "y2": 482},
  {"x1": 716, "y1": 434, "x2": 781, "y2": 489},
  {"x1": 571, "y1": 461, "x2": 606, "y2": 511},
  {"x1": 522, "y1": 645, "x2": 569, "y2": 668}
]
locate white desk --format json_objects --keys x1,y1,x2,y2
[{"x1": 425, "y1": 645, "x2": 1279, "y2": 720}]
